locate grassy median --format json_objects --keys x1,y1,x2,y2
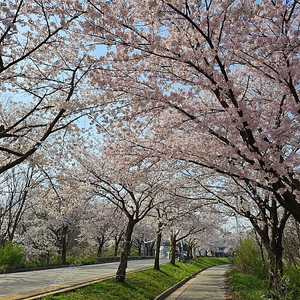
[{"x1": 42, "y1": 257, "x2": 229, "y2": 300}]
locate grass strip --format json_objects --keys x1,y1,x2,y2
[
  {"x1": 42, "y1": 257, "x2": 229, "y2": 300},
  {"x1": 229, "y1": 272, "x2": 272, "y2": 300},
  {"x1": 229, "y1": 265, "x2": 300, "y2": 300}
]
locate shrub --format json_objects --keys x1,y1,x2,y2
[
  {"x1": 66, "y1": 255, "x2": 97, "y2": 265},
  {"x1": 282, "y1": 265, "x2": 300, "y2": 300},
  {"x1": 0, "y1": 242, "x2": 24, "y2": 268},
  {"x1": 233, "y1": 237, "x2": 268, "y2": 280}
]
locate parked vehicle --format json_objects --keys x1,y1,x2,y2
[{"x1": 168, "y1": 249, "x2": 180, "y2": 259}]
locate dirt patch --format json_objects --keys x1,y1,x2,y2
[{"x1": 224, "y1": 270, "x2": 234, "y2": 300}]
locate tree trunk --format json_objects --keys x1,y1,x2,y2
[
  {"x1": 192, "y1": 246, "x2": 196, "y2": 260},
  {"x1": 116, "y1": 219, "x2": 134, "y2": 282},
  {"x1": 114, "y1": 242, "x2": 119, "y2": 257},
  {"x1": 149, "y1": 242, "x2": 155, "y2": 256},
  {"x1": 114, "y1": 234, "x2": 123, "y2": 256},
  {"x1": 169, "y1": 234, "x2": 176, "y2": 265},
  {"x1": 46, "y1": 251, "x2": 50, "y2": 264},
  {"x1": 137, "y1": 241, "x2": 142, "y2": 256},
  {"x1": 187, "y1": 244, "x2": 193, "y2": 259},
  {"x1": 97, "y1": 235, "x2": 105, "y2": 257},
  {"x1": 61, "y1": 225, "x2": 68, "y2": 264},
  {"x1": 251, "y1": 200, "x2": 289, "y2": 296},
  {"x1": 254, "y1": 227, "x2": 285, "y2": 295},
  {"x1": 154, "y1": 229, "x2": 162, "y2": 270},
  {"x1": 8, "y1": 189, "x2": 28, "y2": 243},
  {"x1": 254, "y1": 232, "x2": 267, "y2": 267},
  {"x1": 0, "y1": 235, "x2": 6, "y2": 248},
  {"x1": 266, "y1": 201, "x2": 288, "y2": 295},
  {"x1": 267, "y1": 247, "x2": 284, "y2": 294}
]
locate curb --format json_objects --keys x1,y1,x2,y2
[{"x1": 154, "y1": 268, "x2": 208, "y2": 300}]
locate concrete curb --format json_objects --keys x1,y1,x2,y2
[{"x1": 154, "y1": 268, "x2": 209, "y2": 300}]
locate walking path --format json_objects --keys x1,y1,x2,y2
[
  {"x1": 0, "y1": 258, "x2": 169, "y2": 300},
  {"x1": 165, "y1": 264, "x2": 230, "y2": 300}
]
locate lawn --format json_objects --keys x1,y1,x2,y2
[{"x1": 42, "y1": 257, "x2": 229, "y2": 300}]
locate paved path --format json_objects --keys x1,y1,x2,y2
[
  {"x1": 0, "y1": 258, "x2": 169, "y2": 300},
  {"x1": 165, "y1": 264, "x2": 230, "y2": 300}
]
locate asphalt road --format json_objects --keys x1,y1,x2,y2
[{"x1": 0, "y1": 258, "x2": 169, "y2": 300}]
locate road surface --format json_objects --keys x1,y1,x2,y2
[{"x1": 0, "y1": 258, "x2": 169, "y2": 300}]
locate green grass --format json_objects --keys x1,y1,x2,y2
[
  {"x1": 228, "y1": 238, "x2": 300, "y2": 299},
  {"x1": 229, "y1": 265, "x2": 300, "y2": 300},
  {"x1": 42, "y1": 257, "x2": 229, "y2": 300},
  {"x1": 229, "y1": 272, "x2": 274, "y2": 300}
]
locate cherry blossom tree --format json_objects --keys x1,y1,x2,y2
[
  {"x1": 196, "y1": 226, "x2": 227, "y2": 256},
  {"x1": 149, "y1": 195, "x2": 189, "y2": 269},
  {"x1": 111, "y1": 213, "x2": 127, "y2": 257},
  {"x1": 84, "y1": 0, "x2": 300, "y2": 223},
  {"x1": 150, "y1": 190, "x2": 220, "y2": 265},
  {"x1": 142, "y1": 169, "x2": 223, "y2": 269},
  {"x1": 0, "y1": 165, "x2": 43, "y2": 246},
  {"x1": 17, "y1": 207, "x2": 58, "y2": 263},
  {"x1": 34, "y1": 173, "x2": 89, "y2": 263},
  {"x1": 0, "y1": 0, "x2": 98, "y2": 174},
  {"x1": 79, "y1": 200, "x2": 124, "y2": 258},
  {"x1": 74, "y1": 151, "x2": 171, "y2": 282},
  {"x1": 169, "y1": 208, "x2": 222, "y2": 264},
  {"x1": 200, "y1": 174, "x2": 290, "y2": 293},
  {"x1": 282, "y1": 217, "x2": 300, "y2": 266},
  {"x1": 223, "y1": 231, "x2": 241, "y2": 257},
  {"x1": 131, "y1": 218, "x2": 156, "y2": 256},
  {"x1": 153, "y1": 207, "x2": 165, "y2": 270}
]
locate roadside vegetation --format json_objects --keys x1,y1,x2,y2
[
  {"x1": 42, "y1": 257, "x2": 229, "y2": 300},
  {"x1": 0, "y1": 242, "x2": 24, "y2": 270},
  {"x1": 0, "y1": 243, "x2": 105, "y2": 272},
  {"x1": 0, "y1": 243, "x2": 147, "y2": 272},
  {"x1": 229, "y1": 237, "x2": 300, "y2": 300}
]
